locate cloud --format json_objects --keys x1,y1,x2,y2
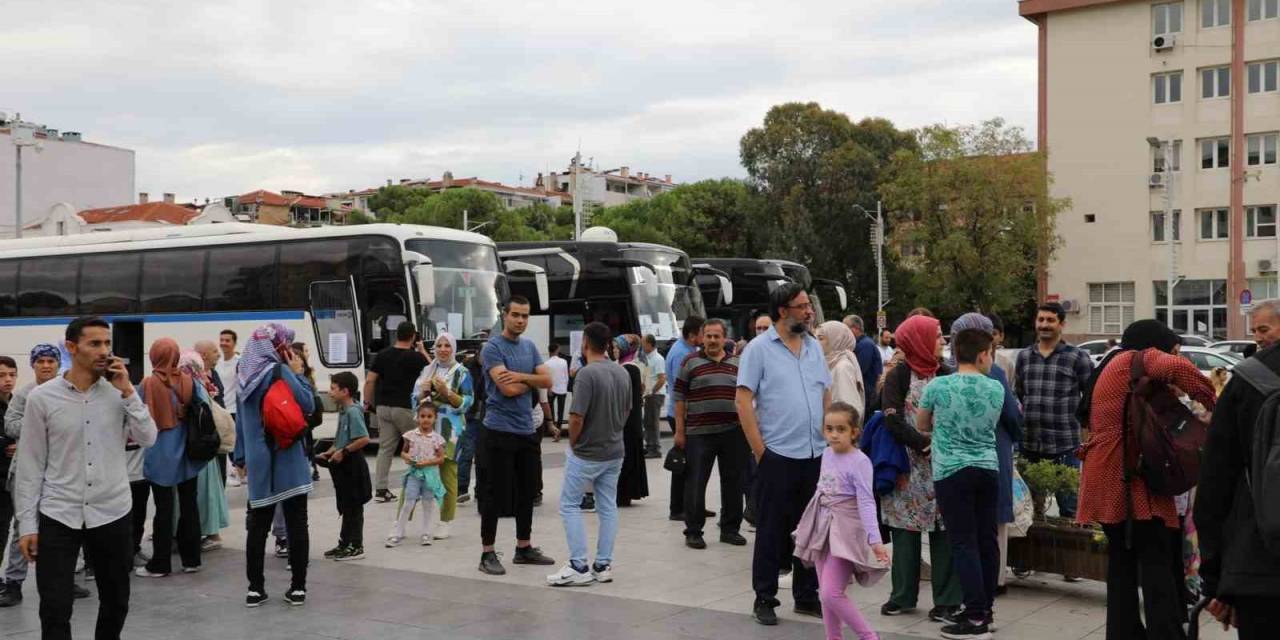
[{"x1": 0, "y1": 0, "x2": 1036, "y2": 203}]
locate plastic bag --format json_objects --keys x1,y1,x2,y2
[{"x1": 1011, "y1": 467, "x2": 1034, "y2": 537}]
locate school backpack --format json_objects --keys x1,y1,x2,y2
[
  {"x1": 184, "y1": 393, "x2": 221, "y2": 462},
  {"x1": 1219, "y1": 357, "x2": 1280, "y2": 554},
  {"x1": 262, "y1": 365, "x2": 308, "y2": 450},
  {"x1": 1122, "y1": 349, "x2": 1209, "y2": 497}
]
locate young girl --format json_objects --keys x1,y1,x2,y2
[
  {"x1": 386, "y1": 404, "x2": 447, "y2": 547},
  {"x1": 793, "y1": 402, "x2": 891, "y2": 640}
]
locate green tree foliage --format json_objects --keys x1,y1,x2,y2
[
  {"x1": 739, "y1": 102, "x2": 917, "y2": 318},
  {"x1": 591, "y1": 179, "x2": 760, "y2": 256},
  {"x1": 389, "y1": 187, "x2": 570, "y2": 242},
  {"x1": 345, "y1": 209, "x2": 374, "y2": 225},
  {"x1": 879, "y1": 118, "x2": 1066, "y2": 320},
  {"x1": 366, "y1": 185, "x2": 432, "y2": 219}
]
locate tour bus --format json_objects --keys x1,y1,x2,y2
[
  {"x1": 693, "y1": 257, "x2": 848, "y2": 339},
  {"x1": 0, "y1": 222, "x2": 509, "y2": 439},
  {"x1": 497, "y1": 227, "x2": 711, "y2": 356},
  {"x1": 764, "y1": 258, "x2": 848, "y2": 326}
]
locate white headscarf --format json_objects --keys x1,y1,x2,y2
[{"x1": 417, "y1": 332, "x2": 460, "y2": 387}]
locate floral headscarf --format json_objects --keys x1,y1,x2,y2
[{"x1": 237, "y1": 323, "x2": 295, "y2": 398}]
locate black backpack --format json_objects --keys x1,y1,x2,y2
[
  {"x1": 185, "y1": 394, "x2": 221, "y2": 462},
  {"x1": 1219, "y1": 358, "x2": 1280, "y2": 554},
  {"x1": 1122, "y1": 350, "x2": 1209, "y2": 497}
]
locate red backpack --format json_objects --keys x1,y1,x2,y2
[{"x1": 262, "y1": 366, "x2": 307, "y2": 450}]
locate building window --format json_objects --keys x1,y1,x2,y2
[
  {"x1": 1203, "y1": 0, "x2": 1231, "y2": 27},
  {"x1": 1155, "y1": 2, "x2": 1185, "y2": 34},
  {"x1": 1248, "y1": 133, "x2": 1278, "y2": 166},
  {"x1": 1199, "y1": 207, "x2": 1230, "y2": 239},
  {"x1": 1154, "y1": 72, "x2": 1183, "y2": 104},
  {"x1": 55, "y1": 221, "x2": 65, "y2": 236},
  {"x1": 1153, "y1": 140, "x2": 1183, "y2": 172},
  {"x1": 1089, "y1": 282, "x2": 1136, "y2": 335},
  {"x1": 1201, "y1": 137, "x2": 1230, "y2": 168},
  {"x1": 1249, "y1": 61, "x2": 1279, "y2": 94},
  {"x1": 1250, "y1": 0, "x2": 1279, "y2": 20},
  {"x1": 1202, "y1": 66, "x2": 1231, "y2": 99},
  {"x1": 1247, "y1": 205, "x2": 1277, "y2": 237},
  {"x1": 1155, "y1": 279, "x2": 1228, "y2": 339},
  {"x1": 1152, "y1": 210, "x2": 1183, "y2": 242}
]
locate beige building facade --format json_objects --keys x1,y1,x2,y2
[{"x1": 1023, "y1": 0, "x2": 1280, "y2": 341}]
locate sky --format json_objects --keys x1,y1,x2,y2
[{"x1": 0, "y1": 0, "x2": 1037, "y2": 204}]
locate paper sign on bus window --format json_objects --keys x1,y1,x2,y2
[
  {"x1": 448, "y1": 313, "x2": 464, "y2": 338},
  {"x1": 327, "y1": 333, "x2": 348, "y2": 364},
  {"x1": 570, "y1": 331, "x2": 583, "y2": 359}
]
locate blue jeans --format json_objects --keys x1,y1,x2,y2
[
  {"x1": 1023, "y1": 450, "x2": 1079, "y2": 518},
  {"x1": 456, "y1": 419, "x2": 479, "y2": 495},
  {"x1": 559, "y1": 452, "x2": 623, "y2": 567}
]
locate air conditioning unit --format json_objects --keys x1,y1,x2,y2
[
  {"x1": 1149, "y1": 172, "x2": 1167, "y2": 188},
  {"x1": 1260, "y1": 259, "x2": 1275, "y2": 273},
  {"x1": 1060, "y1": 299, "x2": 1082, "y2": 314},
  {"x1": 1152, "y1": 34, "x2": 1176, "y2": 51}
]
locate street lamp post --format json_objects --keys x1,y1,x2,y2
[
  {"x1": 1147, "y1": 136, "x2": 1178, "y2": 329},
  {"x1": 10, "y1": 118, "x2": 40, "y2": 239},
  {"x1": 852, "y1": 201, "x2": 886, "y2": 326}
]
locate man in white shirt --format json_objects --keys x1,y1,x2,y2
[
  {"x1": 545, "y1": 344, "x2": 570, "y2": 428},
  {"x1": 877, "y1": 328, "x2": 895, "y2": 363},
  {"x1": 16, "y1": 317, "x2": 157, "y2": 640},
  {"x1": 215, "y1": 329, "x2": 241, "y2": 486},
  {"x1": 641, "y1": 334, "x2": 666, "y2": 458}
]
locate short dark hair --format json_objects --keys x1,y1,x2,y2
[
  {"x1": 826, "y1": 401, "x2": 862, "y2": 429},
  {"x1": 66, "y1": 316, "x2": 110, "y2": 344},
  {"x1": 395, "y1": 321, "x2": 417, "y2": 342},
  {"x1": 548, "y1": 343, "x2": 560, "y2": 355},
  {"x1": 506, "y1": 295, "x2": 531, "y2": 311},
  {"x1": 769, "y1": 283, "x2": 806, "y2": 322},
  {"x1": 681, "y1": 316, "x2": 705, "y2": 339},
  {"x1": 220, "y1": 329, "x2": 238, "y2": 343},
  {"x1": 643, "y1": 334, "x2": 657, "y2": 347},
  {"x1": 985, "y1": 313, "x2": 1004, "y2": 333},
  {"x1": 1037, "y1": 302, "x2": 1066, "y2": 322},
  {"x1": 0, "y1": 356, "x2": 16, "y2": 370},
  {"x1": 703, "y1": 318, "x2": 728, "y2": 335},
  {"x1": 330, "y1": 371, "x2": 359, "y2": 396},
  {"x1": 953, "y1": 328, "x2": 994, "y2": 364},
  {"x1": 907, "y1": 307, "x2": 935, "y2": 318},
  {"x1": 583, "y1": 322, "x2": 612, "y2": 355}
]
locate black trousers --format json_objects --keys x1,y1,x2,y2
[
  {"x1": 129, "y1": 481, "x2": 149, "y2": 556},
  {"x1": 0, "y1": 484, "x2": 12, "y2": 558},
  {"x1": 551, "y1": 393, "x2": 567, "y2": 426},
  {"x1": 1101, "y1": 519, "x2": 1185, "y2": 640},
  {"x1": 246, "y1": 494, "x2": 308, "y2": 593},
  {"x1": 934, "y1": 467, "x2": 1000, "y2": 621},
  {"x1": 1233, "y1": 596, "x2": 1280, "y2": 640},
  {"x1": 667, "y1": 418, "x2": 710, "y2": 518},
  {"x1": 476, "y1": 428, "x2": 540, "y2": 546},
  {"x1": 36, "y1": 514, "x2": 132, "y2": 640},
  {"x1": 752, "y1": 448, "x2": 821, "y2": 605},
  {"x1": 147, "y1": 478, "x2": 200, "y2": 573},
  {"x1": 683, "y1": 429, "x2": 749, "y2": 537}
]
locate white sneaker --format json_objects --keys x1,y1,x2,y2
[
  {"x1": 385, "y1": 536, "x2": 402, "y2": 548},
  {"x1": 591, "y1": 564, "x2": 613, "y2": 583},
  {"x1": 778, "y1": 571, "x2": 793, "y2": 589},
  {"x1": 433, "y1": 521, "x2": 451, "y2": 540},
  {"x1": 134, "y1": 567, "x2": 168, "y2": 578},
  {"x1": 546, "y1": 564, "x2": 594, "y2": 587},
  {"x1": 420, "y1": 535, "x2": 433, "y2": 546}
]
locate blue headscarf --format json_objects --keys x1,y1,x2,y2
[{"x1": 29, "y1": 343, "x2": 60, "y2": 367}]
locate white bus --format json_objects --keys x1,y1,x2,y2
[{"x1": 0, "y1": 223, "x2": 509, "y2": 425}]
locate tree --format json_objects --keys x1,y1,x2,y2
[
  {"x1": 391, "y1": 188, "x2": 570, "y2": 242},
  {"x1": 879, "y1": 118, "x2": 1066, "y2": 320},
  {"x1": 590, "y1": 179, "x2": 761, "y2": 256},
  {"x1": 366, "y1": 185, "x2": 432, "y2": 219},
  {"x1": 345, "y1": 209, "x2": 374, "y2": 225},
  {"x1": 740, "y1": 102, "x2": 917, "y2": 319}
]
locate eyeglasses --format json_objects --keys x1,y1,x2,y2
[{"x1": 787, "y1": 303, "x2": 814, "y2": 311}]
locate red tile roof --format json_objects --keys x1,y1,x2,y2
[
  {"x1": 77, "y1": 202, "x2": 199, "y2": 226},
  {"x1": 292, "y1": 195, "x2": 327, "y2": 209},
  {"x1": 238, "y1": 189, "x2": 292, "y2": 207}
]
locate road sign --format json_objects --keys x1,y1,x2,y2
[
  {"x1": 1242, "y1": 303, "x2": 1253, "y2": 316},
  {"x1": 1242, "y1": 289, "x2": 1253, "y2": 305},
  {"x1": 876, "y1": 310, "x2": 887, "y2": 330}
]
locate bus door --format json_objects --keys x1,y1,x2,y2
[
  {"x1": 111, "y1": 319, "x2": 145, "y2": 385},
  {"x1": 308, "y1": 279, "x2": 364, "y2": 373}
]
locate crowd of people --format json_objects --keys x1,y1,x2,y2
[{"x1": 3, "y1": 288, "x2": 1280, "y2": 640}]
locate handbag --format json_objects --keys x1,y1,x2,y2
[
  {"x1": 663, "y1": 446, "x2": 686, "y2": 475},
  {"x1": 184, "y1": 395, "x2": 221, "y2": 462},
  {"x1": 262, "y1": 365, "x2": 307, "y2": 450},
  {"x1": 211, "y1": 401, "x2": 236, "y2": 454}
]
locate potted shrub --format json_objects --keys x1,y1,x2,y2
[
  {"x1": 1008, "y1": 458, "x2": 1105, "y2": 580},
  {"x1": 1017, "y1": 458, "x2": 1080, "y2": 521}
]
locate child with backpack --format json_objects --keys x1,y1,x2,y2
[
  {"x1": 386, "y1": 403, "x2": 447, "y2": 547},
  {"x1": 792, "y1": 402, "x2": 889, "y2": 640},
  {"x1": 318, "y1": 372, "x2": 371, "y2": 562}
]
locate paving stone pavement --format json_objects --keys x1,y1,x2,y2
[{"x1": 0, "y1": 436, "x2": 1235, "y2": 639}]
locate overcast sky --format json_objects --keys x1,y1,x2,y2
[{"x1": 1, "y1": 0, "x2": 1036, "y2": 204}]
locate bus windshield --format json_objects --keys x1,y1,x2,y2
[
  {"x1": 622, "y1": 248, "x2": 705, "y2": 341},
  {"x1": 406, "y1": 239, "x2": 507, "y2": 341}
]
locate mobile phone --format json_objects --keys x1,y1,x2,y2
[{"x1": 106, "y1": 356, "x2": 127, "y2": 380}]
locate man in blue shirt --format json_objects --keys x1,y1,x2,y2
[
  {"x1": 737, "y1": 283, "x2": 831, "y2": 626},
  {"x1": 844, "y1": 314, "x2": 883, "y2": 416},
  {"x1": 477, "y1": 295, "x2": 555, "y2": 576},
  {"x1": 665, "y1": 316, "x2": 704, "y2": 520}
]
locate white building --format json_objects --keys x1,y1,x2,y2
[
  {"x1": 23, "y1": 196, "x2": 235, "y2": 237},
  {"x1": 1022, "y1": 0, "x2": 1280, "y2": 341},
  {"x1": 542, "y1": 164, "x2": 676, "y2": 209},
  {"x1": 0, "y1": 117, "x2": 135, "y2": 238}
]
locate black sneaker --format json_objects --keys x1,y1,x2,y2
[
  {"x1": 643, "y1": 449, "x2": 661, "y2": 459},
  {"x1": 335, "y1": 546, "x2": 365, "y2": 561},
  {"x1": 881, "y1": 602, "x2": 914, "y2": 616},
  {"x1": 479, "y1": 551, "x2": 506, "y2": 575},
  {"x1": 533, "y1": 492, "x2": 543, "y2": 506},
  {"x1": 512, "y1": 546, "x2": 555, "y2": 565},
  {"x1": 374, "y1": 489, "x2": 396, "y2": 503},
  {"x1": 323, "y1": 544, "x2": 345, "y2": 560},
  {"x1": 0, "y1": 582, "x2": 20, "y2": 607},
  {"x1": 580, "y1": 494, "x2": 595, "y2": 512},
  {"x1": 720, "y1": 532, "x2": 747, "y2": 546},
  {"x1": 245, "y1": 590, "x2": 268, "y2": 608},
  {"x1": 274, "y1": 539, "x2": 289, "y2": 558},
  {"x1": 940, "y1": 619, "x2": 992, "y2": 639},
  {"x1": 685, "y1": 534, "x2": 707, "y2": 549},
  {"x1": 929, "y1": 605, "x2": 962, "y2": 623},
  {"x1": 72, "y1": 584, "x2": 91, "y2": 599},
  {"x1": 743, "y1": 506, "x2": 757, "y2": 526},
  {"x1": 793, "y1": 600, "x2": 822, "y2": 618},
  {"x1": 283, "y1": 589, "x2": 306, "y2": 606},
  {"x1": 752, "y1": 597, "x2": 778, "y2": 626},
  {"x1": 668, "y1": 512, "x2": 685, "y2": 521}
]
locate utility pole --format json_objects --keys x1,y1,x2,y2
[
  {"x1": 854, "y1": 201, "x2": 888, "y2": 329},
  {"x1": 10, "y1": 115, "x2": 39, "y2": 239},
  {"x1": 1148, "y1": 137, "x2": 1178, "y2": 326},
  {"x1": 571, "y1": 151, "x2": 584, "y2": 240}
]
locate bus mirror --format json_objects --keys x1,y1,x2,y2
[
  {"x1": 503, "y1": 260, "x2": 549, "y2": 311},
  {"x1": 717, "y1": 274, "x2": 734, "y2": 305},
  {"x1": 413, "y1": 264, "x2": 436, "y2": 308},
  {"x1": 835, "y1": 285, "x2": 847, "y2": 311}
]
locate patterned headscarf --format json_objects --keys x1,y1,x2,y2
[
  {"x1": 29, "y1": 343, "x2": 60, "y2": 367},
  {"x1": 950, "y1": 312, "x2": 994, "y2": 337},
  {"x1": 237, "y1": 323, "x2": 295, "y2": 399},
  {"x1": 179, "y1": 349, "x2": 218, "y2": 396},
  {"x1": 614, "y1": 334, "x2": 639, "y2": 364}
]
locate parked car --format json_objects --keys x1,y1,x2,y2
[
  {"x1": 1179, "y1": 346, "x2": 1241, "y2": 376},
  {"x1": 1180, "y1": 334, "x2": 1214, "y2": 347},
  {"x1": 1210, "y1": 340, "x2": 1256, "y2": 358},
  {"x1": 1076, "y1": 339, "x2": 1115, "y2": 365}
]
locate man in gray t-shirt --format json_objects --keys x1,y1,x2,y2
[{"x1": 547, "y1": 322, "x2": 631, "y2": 586}]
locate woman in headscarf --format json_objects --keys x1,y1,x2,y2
[
  {"x1": 231, "y1": 323, "x2": 315, "y2": 606},
  {"x1": 1076, "y1": 319, "x2": 1215, "y2": 640},
  {"x1": 137, "y1": 338, "x2": 207, "y2": 578},
  {"x1": 613, "y1": 334, "x2": 649, "y2": 506},
  {"x1": 816, "y1": 321, "x2": 866, "y2": 420},
  {"x1": 950, "y1": 313, "x2": 1024, "y2": 594},
  {"x1": 411, "y1": 332, "x2": 473, "y2": 540},
  {"x1": 877, "y1": 315, "x2": 963, "y2": 619},
  {"x1": 178, "y1": 350, "x2": 231, "y2": 552}
]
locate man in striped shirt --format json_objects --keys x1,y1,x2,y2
[{"x1": 674, "y1": 319, "x2": 750, "y2": 550}]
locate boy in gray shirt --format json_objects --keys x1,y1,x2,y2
[{"x1": 547, "y1": 322, "x2": 631, "y2": 587}]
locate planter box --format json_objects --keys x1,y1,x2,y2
[{"x1": 1007, "y1": 519, "x2": 1107, "y2": 582}]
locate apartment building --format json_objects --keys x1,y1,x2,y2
[
  {"x1": 1021, "y1": 0, "x2": 1280, "y2": 341},
  {"x1": 542, "y1": 164, "x2": 676, "y2": 209}
]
